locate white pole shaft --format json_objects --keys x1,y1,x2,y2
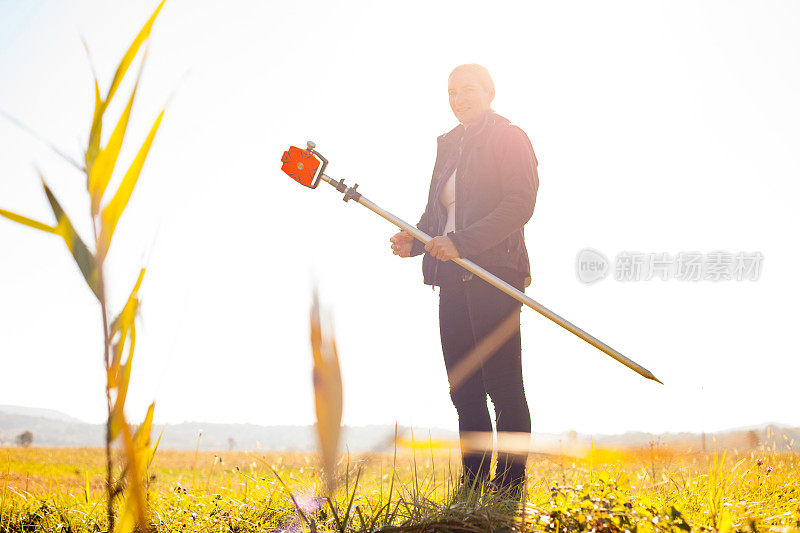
[{"x1": 319, "y1": 174, "x2": 662, "y2": 384}]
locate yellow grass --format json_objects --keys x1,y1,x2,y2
[{"x1": 1, "y1": 444, "x2": 799, "y2": 532}]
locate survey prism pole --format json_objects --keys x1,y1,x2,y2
[{"x1": 281, "y1": 142, "x2": 663, "y2": 385}]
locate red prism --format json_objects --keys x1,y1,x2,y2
[{"x1": 281, "y1": 146, "x2": 321, "y2": 188}]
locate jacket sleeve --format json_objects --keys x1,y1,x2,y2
[
  {"x1": 409, "y1": 209, "x2": 430, "y2": 257},
  {"x1": 448, "y1": 126, "x2": 538, "y2": 258}
]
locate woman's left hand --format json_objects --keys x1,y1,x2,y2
[{"x1": 425, "y1": 236, "x2": 460, "y2": 261}]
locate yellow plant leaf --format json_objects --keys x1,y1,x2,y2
[
  {"x1": 0, "y1": 208, "x2": 57, "y2": 234},
  {"x1": 118, "y1": 422, "x2": 148, "y2": 532},
  {"x1": 110, "y1": 269, "x2": 145, "y2": 354},
  {"x1": 108, "y1": 335, "x2": 125, "y2": 386},
  {"x1": 114, "y1": 492, "x2": 137, "y2": 533},
  {"x1": 109, "y1": 319, "x2": 131, "y2": 381},
  {"x1": 110, "y1": 269, "x2": 146, "y2": 335},
  {"x1": 105, "y1": 0, "x2": 165, "y2": 106},
  {"x1": 113, "y1": 405, "x2": 157, "y2": 533},
  {"x1": 108, "y1": 270, "x2": 145, "y2": 393},
  {"x1": 40, "y1": 179, "x2": 101, "y2": 301},
  {"x1": 99, "y1": 111, "x2": 163, "y2": 259},
  {"x1": 127, "y1": 268, "x2": 147, "y2": 304},
  {"x1": 86, "y1": 78, "x2": 104, "y2": 172},
  {"x1": 110, "y1": 326, "x2": 135, "y2": 441},
  {"x1": 133, "y1": 403, "x2": 156, "y2": 477},
  {"x1": 134, "y1": 402, "x2": 155, "y2": 449},
  {"x1": 88, "y1": 66, "x2": 142, "y2": 216},
  {"x1": 118, "y1": 325, "x2": 135, "y2": 395}
]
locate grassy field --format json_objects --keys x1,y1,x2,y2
[{"x1": 1, "y1": 444, "x2": 799, "y2": 532}]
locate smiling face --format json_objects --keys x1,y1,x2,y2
[{"x1": 448, "y1": 67, "x2": 494, "y2": 128}]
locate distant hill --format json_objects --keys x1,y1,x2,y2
[
  {"x1": 0, "y1": 411, "x2": 104, "y2": 447},
  {"x1": 559, "y1": 424, "x2": 800, "y2": 454},
  {"x1": 0, "y1": 405, "x2": 84, "y2": 423},
  {"x1": 0, "y1": 407, "x2": 450, "y2": 451},
  {"x1": 1, "y1": 405, "x2": 797, "y2": 453}
]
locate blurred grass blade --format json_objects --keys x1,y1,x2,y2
[
  {"x1": 342, "y1": 467, "x2": 362, "y2": 533},
  {"x1": 0, "y1": 208, "x2": 57, "y2": 234},
  {"x1": 105, "y1": 0, "x2": 165, "y2": 106},
  {"x1": 310, "y1": 289, "x2": 343, "y2": 496},
  {"x1": 149, "y1": 426, "x2": 164, "y2": 467},
  {"x1": 0, "y1": 109, "x2": 83, "y2": 171},
  {"x1": 83, "y1": 471, "x2": 90, "y2": 504},
  {"x1": 88, "y1": 57, "x2": 146, "y2": 216},
  {"x1": 99, "y1": 111, "x2": 163, "y2": 259},
  {"x1": 40, "y1": 178, "x2": 101, "y2": 301}
]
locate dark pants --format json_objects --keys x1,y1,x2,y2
[{"x1": 436, "y1": 260, "x2": 531, "y2": 490}]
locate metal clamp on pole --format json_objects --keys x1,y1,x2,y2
[{"x1": 343, "y1": 183, "x2": 361, "y2": 203}]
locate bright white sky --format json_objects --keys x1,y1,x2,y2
[{"x1": 1, "y1": 0, "x2": 798, "y2": 437}]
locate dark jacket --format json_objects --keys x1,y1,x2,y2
[{"x1": 410, "y1": 110, "x2": 539, "y2": 287}]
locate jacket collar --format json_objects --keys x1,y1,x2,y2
[{"x1": 437, "y1": 110, "x2": 507, "y2": 148}]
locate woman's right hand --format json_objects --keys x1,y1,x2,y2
[{"x1": 390, "y1": 231, "x2": 414, "y2": 257}]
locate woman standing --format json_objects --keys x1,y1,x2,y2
[{"x1": 390, "y1": 64, "x2": 539, "y2": 495}]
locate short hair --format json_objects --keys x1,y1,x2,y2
[{"x1": 449, "y1": 64, "x2": 495, "y2": 101}]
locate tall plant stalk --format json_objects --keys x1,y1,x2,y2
[
  {"x1": 92, "y1": 215, "x2": 115, "y2": 529},
  {"x1": 0, "y1": 2, "x2": 168, "y2": 531}
]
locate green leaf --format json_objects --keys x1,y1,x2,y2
[{"x1": 40, "y1": 178, "x2": 101, "y2": 301}]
